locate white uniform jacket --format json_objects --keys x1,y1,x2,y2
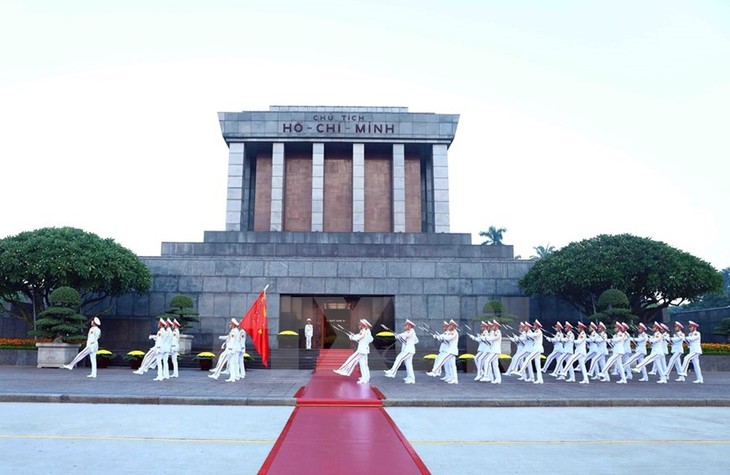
[{"x1": 350, "y1": 329, "x2": 373, "y2": 354}]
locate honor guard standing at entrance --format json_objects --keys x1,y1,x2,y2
[
  {"x1": 679, "y1": 320, "x2": 703, "y2": 383},
  {"x1": 305, "y1": 318, "x2": 314, "y2": 350},
  {"x1": 384, "y1": 319, "x2": 419, "y2": 384},
  {"x1": 333, "y1": 319, "x2": 374, "y2": 384},
  {"x1": 63, "y1": 317, "x2": 101, "y2": 378}
]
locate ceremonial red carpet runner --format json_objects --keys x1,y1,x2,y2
[{"x1": 258, "y1": 349, "x2": 430, "y2": 474}]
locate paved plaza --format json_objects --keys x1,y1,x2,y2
[
  {"x1": 2, "y1": 366, "x2": 730, "y2": 474},
  {"x1": 1, "y1": 366, "x2": 729, "y2": 407}
]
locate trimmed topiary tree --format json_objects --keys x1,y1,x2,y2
[
  {"x1": 29, "y1": 287, "x2": 87, "y2": 343},
  {"x1": 591, "y1": 289, "x2": 637, "y2": 327},
  {"x1": 163, "y1": 294, "x2": 199, "y2": 333}
]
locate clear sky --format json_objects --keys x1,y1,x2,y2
[{"x1": 1, "y1": 1, "x2": 728, "y2": 269}]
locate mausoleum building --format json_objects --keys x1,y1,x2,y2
[{"x1": 104, "y1": 106, "x2": 534, "y2": 363}]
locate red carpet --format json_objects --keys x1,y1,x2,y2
[{"x1": 259, "y1": 349, "x2": 430, "y2": 475}]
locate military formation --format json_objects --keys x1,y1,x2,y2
[{"x1": 62, "y1": 315, "x2": 705, "y2": 385}]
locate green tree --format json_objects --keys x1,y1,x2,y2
[
  {"x1": 519, "y1": 234, "x2": 723, "y2": 323},
  {"x1": 591, "y1": 289, "x2": 638, "y2": 326},
  {"x1": 163, "y1": 294, "x2": 200, "y2": 333},
  {"x1": 531, "y1": 244, "x2": 556, "y2": 260},
  {"x1": 673, "y1": 267, "x2": 730, "y2": 312},
  {"x1": 713, "y1": 317, "x2": 730, "y2": 343},
  {"x1": 0, "y1": 227, "x2": 151, "y2": 327},
  {"x1": 479, "y1": 225, "x2": 507, "y2": 245},
  {"x1": 29, "y1": 287, "x2": 87, "y2": 342}
]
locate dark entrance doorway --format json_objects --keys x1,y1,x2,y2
[{"x1": 279, "y1": 295, "x2": 395, "y2": 350}]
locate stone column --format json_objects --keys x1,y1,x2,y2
[
  {"x1": 311, "y1": 143, "x2": 324, "y2": 232},
  {"x1": 271, "y1": 143, "x2": 285, "y2": 232},
  {"x1": 352, "y1": 143, "x2": 365, "y2": 232},
  {"x1": 433, "y1": 144, "x2": 450, "y2": 233},
  {"x1": 225, "y1": 143, "x2": 245, "y2": 231},
  {"x1": 392, "y1": 144, "x2": 406, "y2": 232}
]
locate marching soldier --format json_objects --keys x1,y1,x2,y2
[
  {"x1": 632, "y1": 322, "x2": 667, "y2": 383},
  {"x1": 664, "y1": 321, "x2": 686, "y2": 381},
  {"x1": 559, "y1": 321, "x2": 589, "y2": 383},
  {"x1": 623, "y1": 323, "x2": 649, "y2": 381},
  {"x1": 480, "y1": 320, "x2": 502, "y2": 383},
  {"x1": 679, "y1": 320, "x2": 703, "y2": 383},
  {"x1": 170, "y1": 319, "x2": 181, "y2": 378},
  {"x1": 209, "y1": 318, "x2": 240, "y2": 382},
  {"x1": 543, "y1": 322, "x2": 564, "y2": 375},
  {"x1": 517, "y1": 319, "x2": 544, "y2": 384},
  {"x1": 555, "y1": 321, "x2": 574, "y2": 378},
  {"x1": 427, "y1": 320, "x2": 459, "y2": 384},
  {"x1": 598, "y1": 322, "x2": 628, "y2": 383},
  {"x1": 304, "y1": 318, "x2": 314, "y2": 350},
  {"x1": 333, "y1": 319, "x2": 374, "y2": 384},
  {"x1": 470, "y1": 321, "x2": 491, "y2": 381},
  {"x1": 63, "y1": 317, "x2": 101, "y2": 378},
  {"x1": 588, "y1": 322, "x2": 609, "y2": 379},
  {"x1": 384, "y1": 319, "x2": 419, "y2": 384}
]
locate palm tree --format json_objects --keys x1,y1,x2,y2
[
  {"x1": 479, "y1": 225, "x2": 507, "y2": 245},
  {"x1": 531, "y1": 244, "x2": 556, "y2": 259}
]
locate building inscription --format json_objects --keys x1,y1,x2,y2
[{"x1": 282, "y1": 113, "x2": 396, "y2": 135}]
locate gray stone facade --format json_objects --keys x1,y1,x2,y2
[{"x1": 102, "y1": 231, "x2": 533, "y2": 355}]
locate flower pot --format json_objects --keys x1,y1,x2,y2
[
  {"x1": 198, "y1": 359, "x2": 213, "y2": 371},
  {"x1": 96, "y1": 357, "x2": 109, "y2": 369},
  {"x1": 128, "y1": 359, "x2": 142, "y2": 370},
  {"x1": 35, "y1": 342, "x2": 81, "y2": 368}
]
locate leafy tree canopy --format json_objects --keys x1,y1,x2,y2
[
  {"x1": 519, "y1": 234, "x2": 723, "y2": 323},
  {"x1": 163, "y1": 294, "x2": 200, "y2": 333},
  {"x1": 0, "y1": 227, "x2": 151, "y2": 326},
  {"x1": 672, "y1": 267, "x2": 730, "y2": 312}
]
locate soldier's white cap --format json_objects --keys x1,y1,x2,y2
[
  {"x1": 173, "y1": 319, "x2": 181, "y2": 327},
  {"x1": 674, "y1": 321, "x2": 684, "y2": 329},
  {"x1": 360, "y1": 319, "x2": 372, "y2": 328},
  {"x1": 230, "y1": 318, "x2": 239, "y2": 326},
  {"x1": 492, "y1": 320, "x2": 501, "y2": 328},
  {"x1": 564, "y1": 322, "x2": 573, "y2": 329},
  {"x1": 689, "y1": 320, "x2": 699, "y2": 328},
  {"x1": 589, "y1": 322, "x2": 597, "y2": 329},
  {"x1": 524, "y1": 321, "x2": 533, "y2": 329},
  {"x1": 576, "y1": 322, "x2": 586, "y2": 328},
  {"x1": 481, "y1": 320, "x2": 489, "y2": 327},
  {"x1": 405, "y1": 319, "x2": 415, "y2": 327},
  {"x1": 638, "y1": 323, "x2": 647, "y2": 331},
  {"x1": 443, "y1": 321, "x2": 449, "y2": 326},
  {"x1": 533, "y1": 320, "x2": 543, "y2": 329},
  {"x1": 166, "y1": 318, "x2": 174, "y2": 326},
  {"x1": 660, "y1": 323, "x2": 670, "y2": 331},
  {"x1": 159, "y1": 318, "x2": 166, "y2": 325},
  {"x1": 554, "y1": 322, "x2": 563, "y2": 329},
  {"x1": 306, "y1": 318, "x2": 312, "y2": 322},
  {"x1": 598, "y1": 321, "x2": 606, "y2": 329},
  {"x1": 92, "y1": 317, "x2": 101, "y2": 326}
]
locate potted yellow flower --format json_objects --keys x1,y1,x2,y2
[
  {"x1": 194, "y1": 351, "x2": 216, "y2": 370},
  {"x1": 95, "y1": 349, "x2": 115, "y2": 368},
  {"x1": 124, "y1": 350, "x2": 146, "y2": 370}
]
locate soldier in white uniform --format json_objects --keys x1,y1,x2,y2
[
  {"x1": 384, "y1": 319, "x2": 418, "y2": 383},
  {"x1": 632, "y1": 322, "x2": 668, "y2": 383},
  {"x1": 623, "y1": 323, "x2": 649, "y2": 381},
  {"x1": 509, "y1": 322, "x2": 536, "y2": 382},
  {"x1": 679, "y1": 320, "x2": 703, "y2": 383},
  {"x1": 517, "y1": 319, "x2": 544, "y2": 384},
  {"x1": 151, "y1": 318, "x2": 170, "y2": 381},
  {"x1": 664, "y1": 321, "x2": 686, "y2": 381},
  {"x1": 209, "y1": 318, "x2": 240, "y2": 382},
  {"x1": 63, "y1": 317, "x2": 101, "y2": 378},
  {"x1": 134, "y1": 318, "x2": 165, "y2": 375},
  {"x1": 481, "y1": 320, "x2": 502, "y2": 384},
  {"x1": 588, "y1": 322, "x2": 609, "y2": 379},
  {"x1": 543, "y1": 322, "x2": 564, "y2": 375},
  {"x1": 427, "y1": 320, "x2": 459, "y2": 384},
  {"x1": 471, "y1": 321, "x2": 491, "y2": 381},
  {"x1": 304, "y1": 318, "x2": 314, "y2": 350},
  {"x1": 237, "y1": 319, "x2": 247, "y2": 380},
  {"x1": 598, "y1": 322, "x2": 628, "y2": 383},
  {"x1": 559, "y1": 321, "x2": 589, "y2": 383},
  {"x1": 333, "y1": 319, "x2": 374, "y2": 384},
  {"x1": 555, "y1": 322, "x2": 574, "y2": 378},
  {"x1": 170, "y1": 319, "x2": 181, "y2": 378}
]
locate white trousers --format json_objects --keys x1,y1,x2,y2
[
  {"x1": 388, "y1": 350, "x2": 415, "y2": 381},
  {"x1": 680, "y1": 352, "x2": 703, "y2": 382},
  {"x1": 67, "y1": 342, "x2": 98, "y2": 376}
]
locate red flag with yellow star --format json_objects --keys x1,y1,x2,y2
[{"x1": 241, "y1": 289, "x2": 270, "y2": 368}]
